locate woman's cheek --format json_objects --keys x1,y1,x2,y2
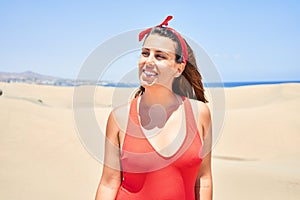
[{"x1": 157, "y1": 62, "x2": 177, "y2": 74}]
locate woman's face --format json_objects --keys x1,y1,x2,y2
[{"x1": 138, "y1": 34, "x2": 183, "y2": 89}]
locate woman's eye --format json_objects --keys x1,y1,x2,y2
[
  {"x1": 141, "y1": 51, "x2": 149, "y2": 56},
  {"x1": 156, "y1": 54, "x2": 166, "y2": 59}
]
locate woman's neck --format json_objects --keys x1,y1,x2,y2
[
  {"x1": 139, "y1": 86, "x2": 182, "y2": 129},
  {"x1": 141, "y1": 86, "x2": 179, "y2": 108}
]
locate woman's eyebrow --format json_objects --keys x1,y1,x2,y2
[
  {"x1": 142, "y1": 47, "x2": 172, "y2": 56},
  {"x1": 155, "y1": 50, "x2": 172, "y2": 57}
]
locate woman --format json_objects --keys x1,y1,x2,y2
[{"x1": 95, "y1": 16, "x2": 212, "y2": 200}]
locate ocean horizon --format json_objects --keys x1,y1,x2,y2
[
  {"x1": 1, "y1": 71, "x2": 299, "y2": 88},
  {"x1": 100, "y1": 80, "x2": 300, "y2": 88}
]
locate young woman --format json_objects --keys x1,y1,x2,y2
[{"x1": 95, "y1": 16, "x2": 212, "y2": 200}]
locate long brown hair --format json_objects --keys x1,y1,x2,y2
[{"x1": 134, "y1": 27, "x2": 208, "y2": 103}]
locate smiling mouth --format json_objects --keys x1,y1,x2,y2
[{"x1": 143, "y1": 70, "x2": 158, "y2": 77}]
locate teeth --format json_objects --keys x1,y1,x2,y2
[{"x1": 144, "y1": 71, "x2": 157, "y2": 76}]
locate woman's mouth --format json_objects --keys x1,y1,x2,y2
[{"x1": 143, "y1": 70, "x2": 158, "y2": 77}]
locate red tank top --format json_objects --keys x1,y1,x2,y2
[{"x1": 116, "y1": 96, "x2": 202, "y2": 200}]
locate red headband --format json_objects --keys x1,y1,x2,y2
[{"x1": 138, "y1": 16, "x2": 188, "y2": 64}]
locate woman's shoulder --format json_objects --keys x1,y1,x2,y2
[
  {"x1": 109, "y1": 99, "x2": 133, "y2": 133},
  {"x1": 188, "y1": 98, "x2": 211, "y2": 146},
  {"x1": 188, "y1": 98, "x2": 211, "y2": 122}
]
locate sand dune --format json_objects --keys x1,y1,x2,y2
[{"x1": 0, "y1": 82, "x2": 300, "y2": 199}]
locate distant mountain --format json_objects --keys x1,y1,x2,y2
[
  {"x1": 0, "y1": 71, "x2": 139, "y2": 87},
  {"x1": 0, "y1": 71, "x2": 76, "y2": 86},
  {"x1": 0, "y1": 70, "x2": 61, "y2": 80}
]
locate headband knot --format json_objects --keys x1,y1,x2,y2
[
  {"x1": 158, "y1": 15, "x2": 173, "y2": 27},
  {"x1": 138, "y1": 16, "x2": 188, "y2": 64}
]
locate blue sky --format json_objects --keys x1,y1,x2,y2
[{"x1": 0, "y1": 0, "x2": 299, "y2": 82}]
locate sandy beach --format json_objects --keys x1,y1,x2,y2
[{"x1": 0, "y1": 82, "x2": 300, "y2": 199}]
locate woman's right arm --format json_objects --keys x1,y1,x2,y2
[{"x1": 95, "y1": 111, "x2": 122, "y2": 200}]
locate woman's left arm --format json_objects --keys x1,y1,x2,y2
[{"x1": 194, "y1": 103, "x2": 213, "y2": 200}]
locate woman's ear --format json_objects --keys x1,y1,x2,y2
[{"x1": 175, "y1": 62, "x2": 186, "y2": 77}]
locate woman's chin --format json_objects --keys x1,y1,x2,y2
[
  {"x1": 139, "y1": 75, "x2": 158, "y2": 87},
  {"x1": 139, "y1": 75, "x2": 173, "y2": 89},
  {"x1": 140, "y1": 79, "x2": 157, "y2": 87}
]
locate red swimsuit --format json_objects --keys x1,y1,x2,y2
[{"x1": 116, "y1": 96, "x2": 202, "y2": 200}]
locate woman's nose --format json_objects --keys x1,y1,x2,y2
[{"x1": 145, "y1": 53, "x2": 155, "y2": 66}]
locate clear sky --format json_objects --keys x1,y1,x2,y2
[{"x1": 0, "y1": 0, "x2": 299, "y2": 82}]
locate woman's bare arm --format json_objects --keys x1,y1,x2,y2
[
  {"x1": 95, "y1": 111, "x2": 122, "y2": 200},
  {"x1": 195, "y1": 103, "x2": 213, "y2": 200}
]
